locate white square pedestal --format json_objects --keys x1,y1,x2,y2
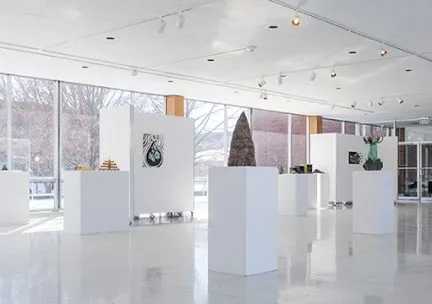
[
  {"x1": 209, "y1": 167, "x2": 278, "y2": 276},
  {"x1": 278, "y1": 174, "x2": 310, "y2": 216},
  {"x1": 64, "y1": 171, "x2": 129, "y2": 235},
  {"x1": 0, "y1": 172, "x2": 29, "y2": 225},
  {"x1": 353, "y1": 171, "x2": 395, "y2": 234}
]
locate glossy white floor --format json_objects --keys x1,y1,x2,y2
[{"x1": 0, "y1": 204, "x2": 432, "y2": 304}]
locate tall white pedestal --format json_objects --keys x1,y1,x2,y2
[
  {"x1": 278, "y1": 174, "x2": 309, "y2": 216},
  {"x1": 0, "y1": 172, "x2": 29, "y2": 225},
  {"x1": 209, "y1": 167, "x2": 278, "y2": 276},
  {"x1": 64, "y1": 171, "x2": 129, "y2": 235},
  {"x1": 352, "y1": 171, "x2": 395, "y2": 234}
]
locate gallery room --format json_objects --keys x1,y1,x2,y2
[{"x1": 0, "y1": 0, "x2": 432, "y2": 303}]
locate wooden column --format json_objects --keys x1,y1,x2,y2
[
  {"x1": 309, "y1": 116, "x2": 323, "y2": 134},
  {"x1": 166, "y1": 95, "x2": 185, "y2": 117}
]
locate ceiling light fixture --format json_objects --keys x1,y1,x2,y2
[
  {"x1": 168, "y1": 80, "x2": 174, "y2": 83},
  {"x1": 158, "y1": 17, "x2": 167, "y2": 34},
  {"x1": 246, "y1": 45, "x2": 257, "y2": 53},
  {"x1": 268, "y1": 25, "x2": 278, "y2": 29},
  {"x1": 351, "y1": 101, "x2": 357, "y2": 108},
  {"x1": 368, "y1": 101, "x2": 374, "y2": 107},
  {"x1": 207, "y1": 58, "x2": 215, "y2": 62},
  {"x1": 177, "y1": 11, "x2": 185, "y2": 29},
  {"x1": 291, "y1": 13, "x2": 301, "y2": 27},
  {"x1": 336, "y1": 87, "x2": 341, "y2": 90},
  {"x1": 378, "y1": 99, "x2": 385, "y2": 106},
  {"x1": 331, "y1": 103, "x2": 335, "y2": 110},
  {"x1": 397, "y1": 97, "x2": 404, "y2": 104},
  {"x1": 263, "y1": 90, "x2": 268, "y2": 100},
  {"x1": 259, "y1": 90, "x2": 264, "y2": 99},
  {"x1": 405, "y1": 69, "x2": 412, "y2": 72},
  {"x1": 105, "y1": 36, "x2": 115, "y2": 40},
  {"x1": 278, "y1": 74, "x2": 286, "y2": 85},
  {"x1": 380, "y1": 48, "x2": 388, "y2": 57},
  {"x1": 330, "y1": 69, "x2": 337, "y2": 78},
  {"x1": 310, "y1": 71, "x2": 317, "y2": 82},
  {"x1": 348, "y1": 51, "x2": 357, "y2": 55},
  {"x1": 131, "y1": 69, "x2": 138, "y2": 77},
  {"x1": 258, "y1": 77, "x2": 266, "y2": 88},
  {"x1": 81, "y1": 65, "x2": 88, "y2": 69}
]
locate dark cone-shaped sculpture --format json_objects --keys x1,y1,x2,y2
[{"x1": 228, "y1": 112, "x2": 256, "y2": 166}]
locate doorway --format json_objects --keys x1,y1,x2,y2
[{"x1": 398, "y1": 142, "x2": 432, "y2": 203}]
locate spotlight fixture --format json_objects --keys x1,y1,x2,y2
[
  {"x1": 278, "y1": 74, "x2": 286, "y2": 85},
  {"x1": 246, "y1": 45, "x2": 257, "y2": 53},
  {"x1": 177, "y1": 11, "x2": 185, "y2": 29},
  {"x1": 397, "y1": 97, "x2": 404, "y2": 104},
  {"x1": 368, "y1": 101, "x2": 374, "y2": 107},
  {"x1": 263, "y1": 90, "x2": 268, "y2": 100},
  {"x1": 259, "y1": 90, "x2": 264, "y2": 99},
  {"x1": 330, "y1": 103, "x2": 335, "y2": 110},
  {"x1": 131, "y1": 69, "x2": 138, "y2": 77},
  {"x1": 330, "y1": 69, "x2": 337, "y2": 78},
  {"x1": 380, "y1": 48, "x2": 388, "y2": 57},
  {"x1": 377, "y1": 100, "x2": 384, "y2": 106},
  {"x1": 310, "y1": 71, "x2": 317, "y2": 82},
  {"x1": 158, "y1": 17, "x2": 167, "y2": 34},
  {"x1": 258, "y1": 78, "x2": 266, "y2": 88},
  {"x1": 351, "y1": 101, "x2": 357, "y2": 108},
  {"x1": 291, "y1": 15, "x2": 301, "y2": 27}
]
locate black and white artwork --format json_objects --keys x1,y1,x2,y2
[
  {"x1": 348, "y1": 151, "x2": 361, "y2": 165},
  {"x1": 142, "y1": 133, "x2": 164, "y2": 168}
]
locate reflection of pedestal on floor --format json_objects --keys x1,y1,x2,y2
[
  {"x1": 316, "y1": 174, "x2": 329, "y2": 209},
  {"x1": 278, "y1": 174, "x2": 309, "y2": 216},
  {"x1": 352, "y1": 171, "x2": 395, "y2": 234},
  {"x1": 64, "y1": 171, "x2": 129, "y2": 235},
  {"x1": 209, "y1": 167, "x2": 278, "y2": 276},
  {"x1": 0, "y1": 172, "x2": 29, "y2": 225}
]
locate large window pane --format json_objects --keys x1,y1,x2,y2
[
  {"x1": 12, "y1": 76, "x2": 55, "y2": 210},
  {"x1": 252, "y1": 109, "x2": 288, "y2": 171},
  {"x1": 186, "y1": 100, "x2": 224, "y2": 202},
  {"x1": 133, "y1": 92, "x2": 165, "y2": 114},
  {"x1": 291, "y1": 114, "x2": 307, "y2": 166},
  {"x1": 323, "y1": 118, "x2": 342, "y2": 133},
  {"x1": 345, "y1": 121, "x2": 356, "y2": 135},
  {"x1": 61, "y1": 83, "x2": 132, "y2": 172},
  {"x1": 0, "y1": 76, "x2": 7, "y2": 166}
]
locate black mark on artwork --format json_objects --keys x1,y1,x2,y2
[
  {"x1": 143, "y1": 134, "x2": 164, "y2": 168},
  {"x1": 349, "y1": 151, "x2": 360, "y2": 165}
]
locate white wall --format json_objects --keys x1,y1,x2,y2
[
  {"x1": 311, "y1": 134, "x2": 398, "y2": 202},
  {"x1": 131, "y1": 113, "x2": 195, "y2": 214}
]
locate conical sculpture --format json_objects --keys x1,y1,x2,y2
[{"x1": 228, "y1": 112, "x2": 257, "y2": 166}]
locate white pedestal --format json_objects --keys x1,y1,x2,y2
[
  {"x1": 64, "y1": 171, "x2": 129, "y2": 235},
  {"x1": 278, "y1": 174, "x2": 309, "y2": 216},
  {"x1": 352, "y1": 171, "x2": 395, "y2": 234},
  {"x1": 316, "y1": 174, "x2": 329, "y2": 208},
  {"x1": 208, "y1": 167, "x2": 278, "y2": 276},
  {"x1": 0, "y1": 172, "x2": 29, "y2": 225}
]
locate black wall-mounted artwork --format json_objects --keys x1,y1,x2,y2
[
  {"x1": 348, "y1": 151, "x2": 360, "y2": 165},
  {"x1": 143, "y1": 134, "x2": 164, "y2": 168}
]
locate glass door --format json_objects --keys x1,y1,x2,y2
[
  {"x1": 398, "y1": 143, "x2": 419, "y2": 202},
  {"x1": 420, "y1": 143, "x2": 432, "y2": 202}
]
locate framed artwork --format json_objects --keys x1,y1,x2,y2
[
  {"x1": 142, "y1": 133, "x2": 164, "y2": 168},
  {"x1": 348, "y1": 151, "x2": 361, "y2": 165}
]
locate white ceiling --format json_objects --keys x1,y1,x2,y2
[{"x1": 1, "y1": 0, "x2": 432, "y2": 123}]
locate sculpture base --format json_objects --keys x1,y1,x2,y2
[{"x1": 363, "y1": 158, "x2": 383, "y2": 171}]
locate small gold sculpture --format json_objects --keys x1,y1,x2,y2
[{"x1": 99, "y1": 159, "x2": 120, "y2": 171}]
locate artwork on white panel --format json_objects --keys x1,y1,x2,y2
[{"x1": 142, "y1": 134, "x2": 164, "y2": 168}]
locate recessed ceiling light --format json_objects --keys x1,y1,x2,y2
[
  {"x1": 405, "y1": 69, "x2": 412, "y2": 72},
  {"x1": 336, "y1": 87, "x2": 341, "y2": 90},
  {"x1": 268, "y1": 25, "x2": 278, "y2": 29},
  {"x1": 105, "y1": 36, "x2": 115, "y2": 40},
  {"x1": 168, "y1": 80, "x2": 174, "y2": 83},
  {"x1": 414, "y1": 104, "x2": 419, "y2": 107},
  {"x1": 81, "y1": 65, "x2": 88, "y2": 69},
  {"x1": 207, "y1": 58, "x2": 215, "y2": 62},
  {"x1": 348, "y1": 51, "x2": 357, "y2": 54},
  {"x1": 291, "y1": 15, "x2": 301, "y2": 27},
  {"x1": 234, "y1": 91, "x2": 239, "y2": 94}
]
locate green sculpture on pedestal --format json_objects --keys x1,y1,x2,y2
[{"x1": 363, "y1": 136, "x2": 384, "y2": 171}]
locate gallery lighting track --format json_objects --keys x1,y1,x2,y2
[{"x1": 267, "y1": 0, "x2": 432, "y2": 65}]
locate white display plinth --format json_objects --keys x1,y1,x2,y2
[
  {"x1": 0, "y1": 172, "x2": 29, "y2": 225},
  {"x1": 209, "y1": 167, "x2": 278, "y2": 276},
  {"x1": 352, "y1": 171, "x2": 395, "y2": 234},
  {"x1": 64, "y1": 171, "x2": 129, "y2": 235},
  {"x1": 316, "y1": 174, "x2": 329, "y2": 209},
  {"x1": 278, "y1": 174, "x2": 309, "y2": 216}
]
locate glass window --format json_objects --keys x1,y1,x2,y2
[
  {"x1": 323, "y1": 119, "x2": 342, "y2": 133},
  {"x1": 345, "y1": 121, "x2": 356, "y2": 135},
  {"x1": 291, "y1": 114, "x2": 307, "y2": 166},
  {"x1": 185, "y1": 100, "x2": 224, "y2": 202},
  {"x1": 11, "y1": 76, "x2": 55, "y2": 210},
  {"x1": 0, "y1": 76, "x2": 7, "y2": 167},
  {"x1": 133, "y1": 92, "x2": 165, "y2": 114},
  {"x1": 61, "y1": 83, "x2": 132, "y2": 173},
  {"x1": 252, "y1": 109, "x2": 289, "y2": 172}
]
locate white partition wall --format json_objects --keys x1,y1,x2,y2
[
  {"x1": 100, "y1": 106, "x2": 194, "y2": 216},
  {"x1": 310, "y1": 134, "x2": 397, "y2": 202}
]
